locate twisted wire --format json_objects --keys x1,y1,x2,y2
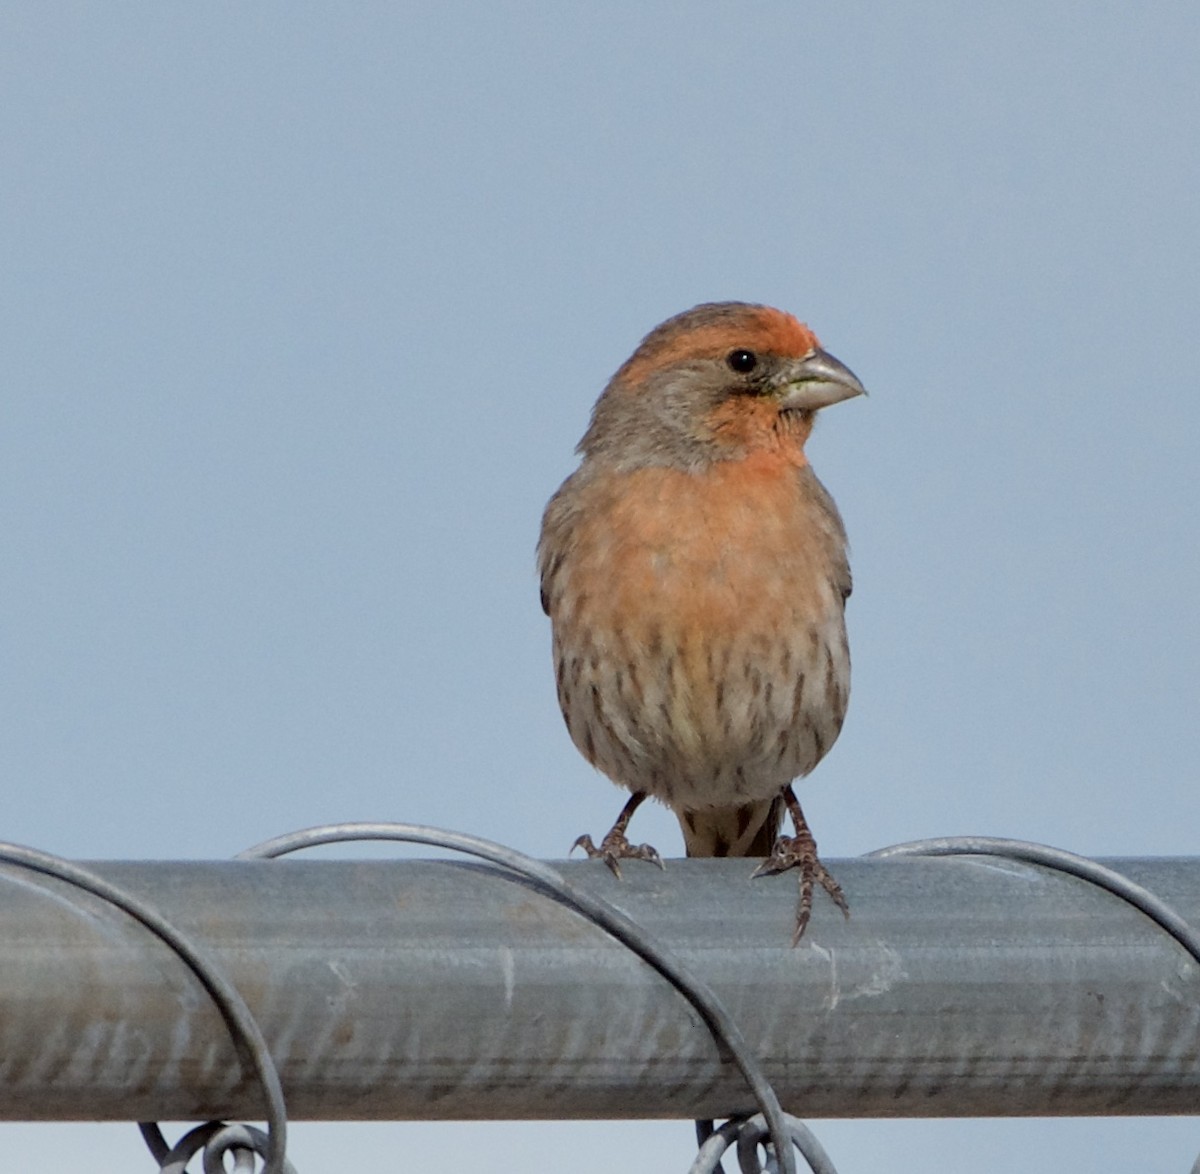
[
  {"x1": 0, "y1": 841, "x2": 288, "y2": 1174},
  {"x1": 870, "y1": 835, "x2": 1200, "y2": 1174},
  {"x1": 868, "y1": 836, "x2": 1200, "y2": 969},
  {"x1": 146, "y1": 1121, "x2": 298, "y2": 1174},
  {"x1": 692, "y1": 1113, "x2": 839, "y2": 1174},
  {"x1": 237, "y1": 821, "x2": 802, "y2": 1174}
]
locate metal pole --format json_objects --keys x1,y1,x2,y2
[{"x1": 1, "y1": 855, "x2": 1198, "y2": 1121}]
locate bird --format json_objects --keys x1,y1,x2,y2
[{"x1": 538, "y1": 302, "x2": 865, "y2": 942}]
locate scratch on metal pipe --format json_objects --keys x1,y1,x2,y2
[
  {"x1": 844, "y1": 945, "x2": 906, "y2": 1000},
  {"x1": 807, "y1": 944, "x2": 840, "y2": 1012},
  {"x1": 499, "y1": 946, "x2": 516, "y2": 1011}
]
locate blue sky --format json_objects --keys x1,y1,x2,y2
[{"x1": 2, "y1": 4, "x2": 1199, "y2": 1170}]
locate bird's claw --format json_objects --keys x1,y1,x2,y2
[
  {"x1": 752, "y1": 830, "x2": 848, "y2": 945},
  {"x1": 571, "y1": 830, "x2": 664, "y2": 878}
]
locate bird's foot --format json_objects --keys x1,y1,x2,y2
[
  {"x1": 571, "y1": 829, "x2": 664, "y2": 879},
  {"x1": 752, "y1": 825, "x2": 848, "y2": 945}
]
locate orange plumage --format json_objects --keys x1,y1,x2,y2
[{"x1": 538, "y1": 302, "x2": 865, "y2": 941}]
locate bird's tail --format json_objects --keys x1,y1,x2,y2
[{"x1": 677, "y1": 795, "x2": 783, "y2": 859}]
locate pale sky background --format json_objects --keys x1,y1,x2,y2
[{"x1": 3, "y1": 3, "x2": 1199, "y2": 1170}]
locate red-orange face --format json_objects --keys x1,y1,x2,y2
[{"x1": 579, "y1": 302, "x2": 865, "y2": 470}]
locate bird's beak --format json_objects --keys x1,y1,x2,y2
[{"x1": 775, "y1": 349, "x2": 867, "y2": 411}]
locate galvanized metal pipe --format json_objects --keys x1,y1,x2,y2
[{"x1": 1, "y1": 855, "x2": 1198, "y2": 1121}]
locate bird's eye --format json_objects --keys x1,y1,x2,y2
[{"x1": 726, "y1": 349, "x2": 758, "y2": 374}]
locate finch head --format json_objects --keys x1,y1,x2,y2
[{"x1": 579, "y1": 302, "x2": 865, "y2": 471}]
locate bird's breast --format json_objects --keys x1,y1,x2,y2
[{"x1": 545, "y1": 457, "x2": 851, "y2": 809}]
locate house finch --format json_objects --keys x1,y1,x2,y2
[{"x1": 538, "y1": 302, "x2": 865, "y2": 942}]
